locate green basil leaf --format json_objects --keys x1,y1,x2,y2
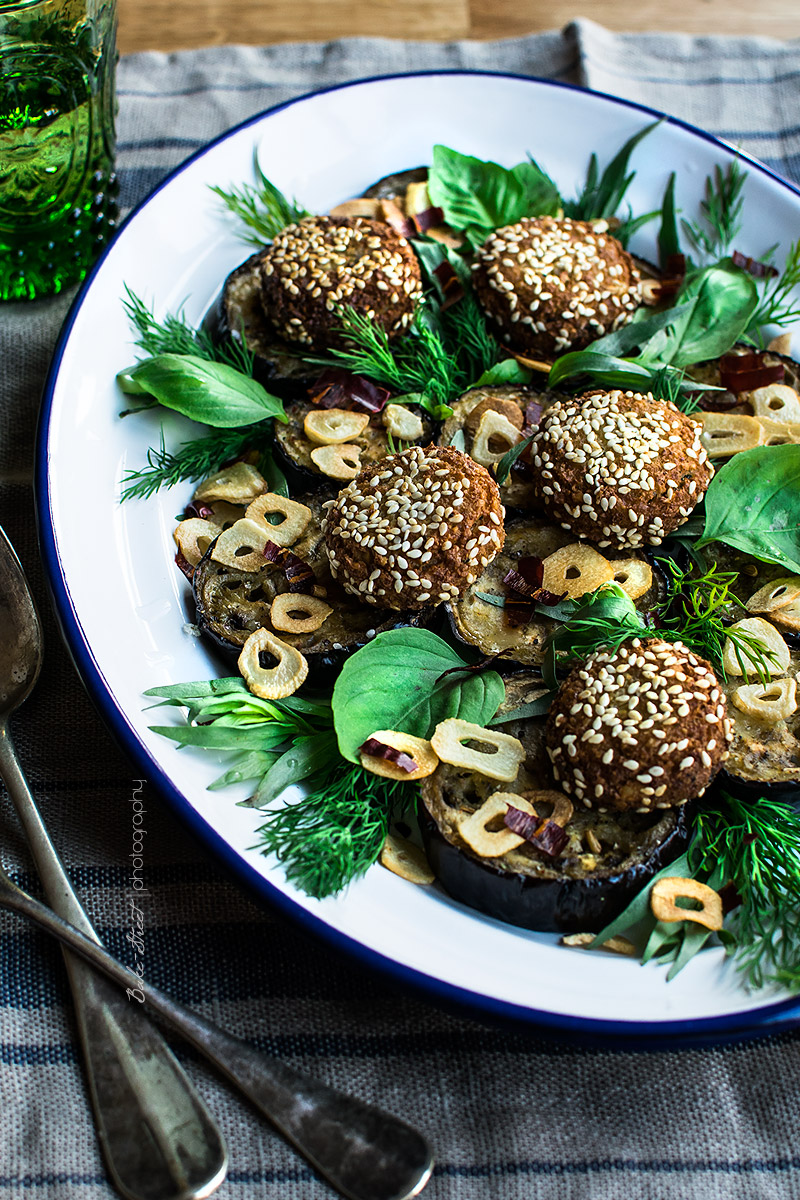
[
  {"x1": 697, "y1": 444, "x2": 800, "y2": 572},
  {"x1": 474, "y1": 358, "x2": 532, "y2": 387},
  {"x1": 427, "y1": 145, "x2": 560, "y2": 248},
  {"x1": 669, "y1": 260, "x2": 759, "y2": 367},
  {"x1": 548, "y1": 351, "x2": 654, "y2": 391},
  {"x1": 122, "y1": 354, "x2": 287, "y2": 428},
  {"x1": 332, "y1": 628, "x2": 504, "y2": 763},
  {"x1": 658, "y1": 171, "x2": 680, "y2": 266},
  {"x1": 586, "y1": 301, "x2": 696, "y2": 361}
]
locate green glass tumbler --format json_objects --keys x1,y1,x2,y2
[{"x1": 0, "y1": 0, "x2": 118, "y2": 301}]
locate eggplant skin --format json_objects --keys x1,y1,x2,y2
[
  {"x1": 419, "y1": 699, "x2": 693, "y2": 933},
  {"x1": 420, "y1": 808, "x2": 690, "y2": 934},
  {"x1": 203, "y1": 253, "x2": 314, "y2": 397}
]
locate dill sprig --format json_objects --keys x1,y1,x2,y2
[
  {"x1": 657, "y1": 561, "x2": 779, "y2": 683},
  {"x1": 692, "y1": 792, "x2": 800, "y2": 991},
  {"x1": 123, "y1": 286, "x2": 255, "y2": 377},
  {"x1": 682, "y1": 161, "x2": 746, "y2": 262},
  {"x1": 441, "y1": 289, "x2": 502, "y2": 383},
  {"x1": 255, "y1": 763, "x2": 415, "y2": 898},
  {"x1": 210, "y1": 160, "x2": 311, "y2": 247},
  {"x1": 326, "y1": 304, "x2": 464, "y2": 418},
  {"x1": 747, "y1": 240, "x2": 800, "y2": 336},
  {"x1": 120, "y1": 423, "x2": 282, "y2": 502}
]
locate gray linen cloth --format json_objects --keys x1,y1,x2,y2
[{"x1": 2, "y1": 18, "x2": 800, "y2": 1199}]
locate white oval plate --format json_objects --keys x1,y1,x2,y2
[{"x1": 38, "y1": 72, "x2": 800, "y2": 1044}]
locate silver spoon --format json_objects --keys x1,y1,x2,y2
[
  {"x1": 0, "y1": 525, "x2": 228, "y2": 1200},
  {"x1": 0, "y1": 526, "x2": 433, "y2": 1200}
]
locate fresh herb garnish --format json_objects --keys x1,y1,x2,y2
[
  {"x1": 118, "y1": 354, "x2": 288, "y2": 429},
  {"x1": 696, "y1": 444, "x2": 800, "y2": 574},
  {"x1": 692, "y1": 792, "x2": 800, "y2": 991},
  {"x1": 122, "y1": 286, "x2": 256, "y2": 377},
  {"x1": 494, "y1": 434, "x2": 535, "y2": 486},
  {"x1": 331, "y1": 628, "x2": 504, "y2": 763},
  {"x1": 656, "y1": 560, "x2": 778, "y2": 684},
  {"x1": 210, "y1": 158, "x2": 311, "y2": 247},
  {"x1": 542, "y1": 585, "x2": 649, "y2": 685},
  {"x1": 564, "y1": 121, "x2": 660, "y2": 233},
  {"x1": 255, "y1": 762, "x2": 414, "y2": 898},
  {"x1": 746, "y1": 240, "x2": 800, "y2": 338},
  {"x1": 120, "y1": 424, "x2": 286, "y2": 502},
  {"x1": 681, "y1": 161, "x2": 746, "y2": 263},
  {"x1": 427, "y1": 144, "x2": 561, "y2": 249}
]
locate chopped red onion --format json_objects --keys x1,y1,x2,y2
[
  {"x1": 412, "y1": 206, "x2": 445, "y2": 233},
  {"x1": 732, "y1": 250, "x2": 779, "y2": 279},
  {"x1": 359, "y1": 737, "x2": 419, "y2": 773},
  {"x1": 309, "y1": 369, "x2": 391, "y2": 414},
  {"x1": 719, "y1": 352, "x2": 784, "y2": 393},
  {"x1": 503, "y1": 808, "x2": 569, "y2": 860}
]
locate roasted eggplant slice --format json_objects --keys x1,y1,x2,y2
[
  {"x1": 438, "y1": 385, "x2": 556, "y2": 511},
  {"x1": 192, "y1": 491, "x2": 433, "y2": 673},
  {"x1": 448, "y1": 517, "x2": 667, "y2": 667},
  {"x1": 721, "y1": 658, "x2": 800, "y2": 805},
  {"x1": 203, "y1": 252, "x2": 315, "y2": 396},
  {"x1": 274, "y1": 398, "x2": 434, "y2": 491},
  {"x1": 420, "y1": 677, "x2": 692, "y2": 933}
]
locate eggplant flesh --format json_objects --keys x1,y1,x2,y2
[
  {"x1": 192, "y1": 492, "x2": 432, "y2": 671},
  {"x1": 720, "y1": 650, "x2": 800, "y2": 803},
  {"x1": 274, "y1": 398, "x2": 434, "y2": 491},
  {"x1": 203, "y1": 252, "x2": 314, "y2": 396},
  {"x1": 438, "y1": 385, "x2": 555, "y2": 511},
  {"x1": 448, "y1": 518, "x2": 668, "y2": 667},
  {"x1": 420, "y1": 687, "x2": 691, "y2": 933}
]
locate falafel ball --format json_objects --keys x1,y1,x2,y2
[
  {"x1": 530, "y1": 389, "x2": 712, "y2": 549},
  {"x1": 322, "y1": 444, "x2": 505, "y2": 610},
  {"x1": 471, "y1": 216, "x2": 641, "y2": 359},
  {"x1": 259, "y1": 215, "x2": 423, "y2": 352},
  {"x1": 546, "y1": 638, "x2": 732, "y2": 813}
]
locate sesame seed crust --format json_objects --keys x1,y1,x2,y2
[
  {"x1": 471, "y1": 216, "x2": 641, "y2": 358},
  {"x1": 530, "y1": 389, "x2": 713, "y2": 550},
  {"x1": 545, "y1": 639, "x2": 733, "y2": 813},
  {"x1": 322, "y1": 445, "x2": 505, "y2": 611},
  {"x1": 259, "y1": 215, "x2": 423, "y2": 351}
]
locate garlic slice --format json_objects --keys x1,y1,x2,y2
[
  {"x1": 731, "y1": 676, "x2": 797, "y2": 723},
  {"x1": 238, "y1": 628, "x2": 308, "y2": 699},
  {"x1": 431, "y1": 719, "x2": 525, "y2": 781},
  {"x1": 359, "y1": 730, "x2": 439, "y2": 781},
  {"x1": 303, "y1": 408, "x2": 370, "y2": 446},
  {"x1": 309, "y1": 443, "x2": 362, "y2": 480},
  {"x1": 470, "y1": 409, "x2": 523, "y2": 467},
  {"x1": 269, "y1": 593, "x2": 333, "y2": 634},
  {"x1": 746, "y1": 577, "x2": 800, "y2": 615},
  {"x1": 382, "y1": 403, "x2": 424, "y2": 441},
  {"x1": 210, "y1": 518, "x2": 270, "y2": 572},
  {"x1": 173, "y1": 517, "x2": 220, "y2": 567},
  {"x1": 541, "y1": 544, "x2": 614, "y2": 600},
  {"x1": 458, "y1": 792, "x2": 535, "y2": 858},
  {"x1": 699, "y1": 412, "x2": 761, "y2": 457},
  {"x1": 193, "y1": 462, "x2": 267, "y2": 504},
  {"x1": 749, "y1": 383, "x2": 800, "y2": 423},
  {"x1": 245, "y1": 493, "x2": 312, "y2": 547},
  {"x1": 610, "y1": 558, "x2": 652, "y2": 601}
]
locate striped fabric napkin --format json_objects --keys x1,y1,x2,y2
[{"x1": 2, "y1": 19, "x2": 800, "y2": 1200}]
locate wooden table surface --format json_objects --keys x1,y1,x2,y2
[{"x1": 118, "y1": 0, "x2": 800, "y2": 55}]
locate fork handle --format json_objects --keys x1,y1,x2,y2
[
  {"x1": 0, "y1": 870, "x2": 433, "y2": 1200},
  {"x1": 0, "y1": 727, "x2": 228, "y2": 1200}
]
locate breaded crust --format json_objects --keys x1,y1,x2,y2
[
  {"x1": 259, "y1": 215, "x2": 422, "y2": 351},
  {"x1": 546, "y1": 639, "x2": 732, "y2": 812},
  {"x1": 322, "y1": 445, "x2": 505, "y2": 610},
  {"x1": 472, "y1": 216, "x2": 640, "y2": 359},
  {"x1": 530, "y1": 389, "x2": 712, "y2": 549}
]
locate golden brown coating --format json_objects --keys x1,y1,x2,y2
[
  {"x1": 530, "y1": 389, "x2": 712, "y2": 549},
  {"x1": 471, "y1": 216, "x2": 641, "y2": 359},
  {"x1": 546, "y1": 639, "x2": 732, "y2": 813},
  {"x1": 259, "y1": 215, "x2": 422, "y2": 351},
  {"x1": 322, "y1": 445, "x2": 505, "y2": 611}
]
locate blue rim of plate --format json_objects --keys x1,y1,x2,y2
[{"x1": 35, "y1": 68, "x2": 800, "y2": 1048}]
